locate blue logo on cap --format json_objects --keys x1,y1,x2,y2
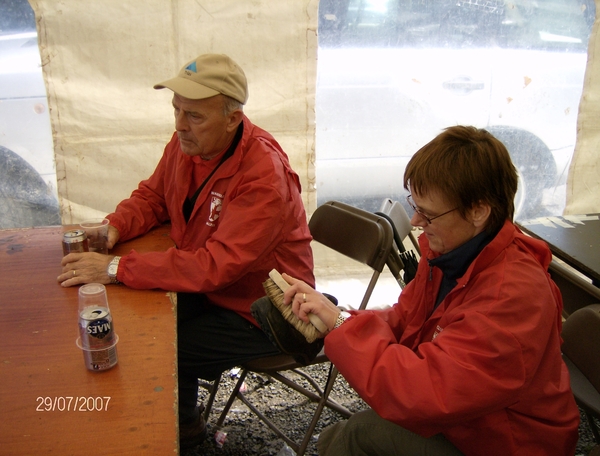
[{"x1": 185, "y1": 62, "x2": 197, "y2": 73}]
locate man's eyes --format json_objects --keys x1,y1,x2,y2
[{"x1": 173, "y1": 107, "x2": 202, "y2": 120}]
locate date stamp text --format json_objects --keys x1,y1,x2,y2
[{"x1": 36, "y1": 396, "x2": 111, "y2": 412}]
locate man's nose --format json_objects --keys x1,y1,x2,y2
[{"x1": 175, "y1": 111, "x2": 188, "y2": 131}]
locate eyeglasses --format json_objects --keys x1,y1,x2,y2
[{"x1": 406, "y1": 195, "x2": 458, "y2": 224}]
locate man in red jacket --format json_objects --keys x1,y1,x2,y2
[
  {"x1": 282, "y1": 126, "x2": 579, "y2": 455},
  {"x1": 58, "y1": 54, "x2": 314, "y2": 451}
]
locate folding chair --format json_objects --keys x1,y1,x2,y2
[
  {"x1": 208, "y1": 200, "x2": 403, "y2": 455},
  {"x1": 377, "y1": 198, "x2": 421, "y2": 255},
  {"x1": 375, "y1": 198, "x2": 422, "y2": 287},
  {"x1": 561, "y1": 303, "x2": 600, "y2": 448},
  {"x1": 319, "y1": 200, "x2": 405, "y2": 285}
]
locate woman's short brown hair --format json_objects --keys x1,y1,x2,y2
[{"x1": 403, "y1": 126, "x2": 518, "y2": 234}]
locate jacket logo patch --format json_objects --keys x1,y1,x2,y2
[
  {"x1": 432, "y1": 324, "x2": 444, "y2": 341},
  {"x1": 208, "y1": 193, "x2": 223, "y2": 226}
]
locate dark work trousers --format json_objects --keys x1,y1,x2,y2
[
  {"x1": 177, "y1": 292, "x2": 281, "y2": 425},
  {"x1": 318, "y1": 409, "x2": 464, "y2": 456}
]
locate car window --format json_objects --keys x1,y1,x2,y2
[
  {"x1": 315, "y1": 0, "x2": 595, "y2": 220},
  {"x1": 0, "y1": 0, "x2": 60, "y2": 228},
  {"x1": 0, "y1": 0, "x2": 36, "y2": 35},
  {"x1": 319, "y1": 0, "x2": 593, "y2": 51}
]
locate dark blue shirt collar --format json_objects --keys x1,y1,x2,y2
[{"x1": 427, "y1": 229, "x2": 496, "y2": 307}]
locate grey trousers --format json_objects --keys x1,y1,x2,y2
[{"x1": 317, "y1": 409, "x2": 464, "y2": 456}]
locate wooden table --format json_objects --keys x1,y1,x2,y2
[{"x1": 0, "y1": 224, "x2": 178, "y2": 455}]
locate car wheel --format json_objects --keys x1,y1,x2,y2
[
  {"x1": 485, "y1": 127, "x2": 556, "y2": 221},
  {"x1": 0, "y1": 145, "x2": 60, "y2": 229}
]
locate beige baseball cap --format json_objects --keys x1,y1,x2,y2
[{"x1": 154, "y1": 54, "x2": 248, "y2": 104}]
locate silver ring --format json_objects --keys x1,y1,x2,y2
[
  {"x1": 73, "y1": 270, "x2": 76, "y2": 277},
  {"x1": 303, "y1": 293, "x2": 306, "y2": 302}
]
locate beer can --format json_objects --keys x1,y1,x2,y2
[
  {"x1": 79, "y1": 308, "x2": 115, "y2": 349},
  {"x1": 77, "y1": 307, "x2": 118, "y2": 371},
  {"x1": 76, "y1": 337, "x2": 119, "y2": 371},
  {"x1": 62, "y1": 229, "x2": 89, "y2": 256}
]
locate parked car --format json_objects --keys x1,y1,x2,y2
[
  {"x1": 315, "y1": 0, "x2": 595, "y2": 220},
  {"x1": 0, "y1": 0, "x2": 59, "y2": 228}
]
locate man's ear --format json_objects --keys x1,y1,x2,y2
[
  {"x1": 226, "y1": 109, "x2": 244, "y2": 132},
  {"x1": 471, "y1": 201, "x2": 491, "y2": 228}
]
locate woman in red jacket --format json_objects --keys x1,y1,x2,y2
[{"x1": 283, "y1": 126, "x2": 579, "y2": 456}]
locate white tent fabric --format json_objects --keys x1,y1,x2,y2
[
  {"x1": 30, "y1": 0, "x2": 599, "y2": 221},
  {"x1": 567, "y1": 2, "x2": 600, "y2": 215},
  {"x1": 30, "y1": 0, "x2": 319, "y2": 223}
]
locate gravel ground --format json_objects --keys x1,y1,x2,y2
[{"x1": 186, "y1": 363, "x2": 598, "y2": 456}]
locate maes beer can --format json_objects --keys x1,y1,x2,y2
[
  {"x1": 77, "y1": 307, "x2": 118, "y2": 371},
  {"x1": 62, "y1": 229, "x2": 89, "y2": 256}
]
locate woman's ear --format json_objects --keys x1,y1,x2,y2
[{"x1": 470, "y1": 201, "x2": 491, "y2": 228}]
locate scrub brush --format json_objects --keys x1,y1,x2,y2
[{"x1": 262, "y1": 269, "x2": 327, "y2": 343}]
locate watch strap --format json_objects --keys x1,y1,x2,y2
[
  {"x1": 108, "y1": 256, "x2": 121, "y2": 284},
  {"x1": 333, "y1": 311, "x2": 351, "y2": 330}
]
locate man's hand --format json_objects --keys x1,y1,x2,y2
[
  {"x1": 106, "y1": 225, "x2": 120, "y2": 250},
  {"x1": 58, "y1": 253, "x2": 115, "y2": 287}
]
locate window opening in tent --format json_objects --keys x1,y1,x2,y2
[
  {"x1": 0, "y1": 0, "x2": 60, "y2": 228},
  {"x1": 315, "y1": 0, "x2": 596, "y2": 222}
]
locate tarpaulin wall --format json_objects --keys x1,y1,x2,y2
[
  {"x1": 30, "y1": 0, "x2": 599, "y2": 221},
  {"x1": 567, "y1": 1, "x2": 600, "y2": 215},
  {"x1": 30, "y1": 0, "x2": 319, "y2": 223}
]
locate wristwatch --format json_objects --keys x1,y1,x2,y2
[
  {"x1": 107, "y1": 256, "x2": 121, "y2": 284},
  {"x1": 333, "y1": 311, "x2": 352, "y2": 330}
]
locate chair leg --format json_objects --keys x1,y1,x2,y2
[
  {"x1": 296, "y1": 364, "x2": 341, "y2": 456},
  {"x1": 202, "y1": 373, "x2": 222, "y2": 421},
  {"x1": 216, "y1": 368, "x2": 249, "y2": 427},
  {"x1": 235, "y1": 389, "x2": 300, "y2": 452},
  {"x1": 270, "y1": 369, "x2": 352, "y2": 417}
]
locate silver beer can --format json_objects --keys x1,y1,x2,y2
[
  {"x1": 77, "y1": 307, "x2": 118, "y2": 371},
  {"x1": 62, "y1": 229, "x2": 89, "y2": 256}
]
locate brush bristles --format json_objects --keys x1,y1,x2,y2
[{"x1": 263, "y1": 277, "x2": 324, "y2": 343}]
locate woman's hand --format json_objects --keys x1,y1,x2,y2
[{"x1": 282, "y1": 273, "x2": 341, "y2": 332}]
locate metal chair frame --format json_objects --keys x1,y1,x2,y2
[
  {"x1": 205, "y1": 200, "x2": 403, "y2": 455},
  {"x1": 549, "y1": 259, "x2": 600, "y2": 318}
]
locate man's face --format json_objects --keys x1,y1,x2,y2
[
  {"x1": 410, "y1": 191, "x2": 484, "y2": 255},
  {"x1": 172, "y1": 94, "x2": 238, "y2": 158}
]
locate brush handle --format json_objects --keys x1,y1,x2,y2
[
  {"x1": 269, "y1": 269, "x2": 291, "y2": 291},
  {"x1": 268, "y1": 269, "x2": 328, "y2": 333}
]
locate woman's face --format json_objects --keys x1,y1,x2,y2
[{"x1": 409, "y1": 191, "x2": 487, "y2": 254}]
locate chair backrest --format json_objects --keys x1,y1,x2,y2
[
  {"x1": 210, "y1": 201, "x2": 403, "y2": 456},
  {"x1": 550, "y1": 260, "x2": 600, "y2": 317},
  {"x1": 378, "y1": 198, "x2": 421, "y2": 255},
  {"x1": 308, "y1": 200, "x2": 401, "y2": 309},
  {"x1": 562, "y1": 303, "x2": 600, "y2": 393}
]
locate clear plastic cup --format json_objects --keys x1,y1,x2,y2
[
  {"x1": 78, "y1": 283, "x2": 110, "y2": 314},
  {"x1": 77, "y1": 283, "x2": 118, "y2": 371},
  {"x1": 76, "y1": 334, "x2": 119, "y2": 371},
  {"x1": 80, "y1": 218, "x2": 109, "y2": 254}
]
